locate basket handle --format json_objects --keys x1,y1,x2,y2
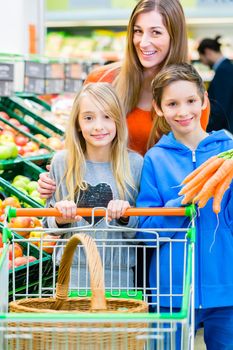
[{"x1": 53, "y1": 233, "x2": 107, "y2": 311}]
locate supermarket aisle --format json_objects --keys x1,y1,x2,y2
[{"x1": 195, "y1": 329, "x2": 206, "y2": 349}]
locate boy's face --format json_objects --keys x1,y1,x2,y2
[{"x1": 154, "y1": 80, "x2": 207, "y2": 139}]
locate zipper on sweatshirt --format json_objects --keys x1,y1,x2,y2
[
  {"x1": 192, "y1": 150, "x2": 196, "y2": 162},
  {"x1": 192, "y1": 150, "x2": 203, "y2": 308}
]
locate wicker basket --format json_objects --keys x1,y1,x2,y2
[{"x1": 10, "y1": 233, "x2": 148, "y2": 350}]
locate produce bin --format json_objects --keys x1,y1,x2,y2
[
  {"x1": 0, "y1": 160, "x2": 45, "y2": 208},
  {"x1": 0, "y1": 96, "x2": 64, "y2": 137},
  {"x1": 0, "y1": 224, "x2": 52, "y2": 301}
]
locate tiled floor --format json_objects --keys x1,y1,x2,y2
[{"x1": 195, "y1": 329, "x2": 206, "y2": 349}]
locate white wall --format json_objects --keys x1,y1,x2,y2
[{"x1": 0, "y1": 0, "x2": 45, "y2": 55}]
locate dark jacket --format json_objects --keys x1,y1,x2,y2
[{"x1": 208, "y1": 58, "x2": 233, "y2": 133}]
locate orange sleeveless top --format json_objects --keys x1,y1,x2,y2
[{"x1": 85, "y1": 66, "x2": 210, "y2": 156}]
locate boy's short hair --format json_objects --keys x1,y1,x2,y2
[{"x1": 151, "y1": 63, "x2": 205, "y2": 109}]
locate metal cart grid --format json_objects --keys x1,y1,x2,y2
[{"x1": 0, "y1": 206, "x2": 196, "y2": 350}]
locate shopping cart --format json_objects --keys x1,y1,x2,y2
[{"x1": 0, "y1": 205, "x2": 196, "y2": 350}]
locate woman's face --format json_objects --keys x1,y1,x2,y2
[{"x1": 133, "y1": 10, "x2": 170, "y2": 72}]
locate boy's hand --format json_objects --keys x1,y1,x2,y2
[
  {"x1": 38, "y1": 165, "x2": 56, "y2": 199},
  {"x1": 107, "y1": 200, "x2": 130, "y2": 221},
  {"x1": 55, "y1": 200, "x2": 82, "y2": 225}
]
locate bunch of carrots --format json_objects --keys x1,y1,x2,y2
[{"x1": 179, "y1": 149, "x2": 233, "y2": 214}]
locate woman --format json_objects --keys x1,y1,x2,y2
[{"x1": 38, "y1": 0, "x2": 209, "y2": 196}]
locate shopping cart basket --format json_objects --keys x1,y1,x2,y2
[{"x1": 0, "y1": 205, "x2": 196, "y2": 350}]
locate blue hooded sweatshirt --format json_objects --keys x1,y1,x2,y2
[{"x1": 137, "y1": 130, "x2": 233, "y2": 309}]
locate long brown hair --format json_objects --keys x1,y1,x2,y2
[
  {"x1": 149, "y1": 63, "x2": 206, "y2": 146},
  {"x1": 54, "y1": 82, "x2": 135, "y2": 201},
  {"x1": 114, "y1": 0, "x2": 188, "y2": 115}
]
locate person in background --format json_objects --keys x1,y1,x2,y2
[
  {"x1": 137, "y1": 63, "x2": 233, "y2": 349},
  {"x1": 198, "y1": 35, "x2": 233, "y2": 133},
  {"x1": 43, "y1": 82, "x2": 143, "y2": 289},
  {"x1": 38, "y1": 0, "x2": 209, "y2": 195}
]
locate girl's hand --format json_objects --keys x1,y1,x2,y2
[
  {"x1": 55, "y1": 200, "x2": 82, "y2": 225},
  {"x1": 38, "y1": 165, "x2": 56, "y2": 199},
  {"x1": 107, "y1": 200, "x2": 130, "y2": 221}
]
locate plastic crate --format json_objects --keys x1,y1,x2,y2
[
  {"x1": 0, "y1": 101, "x2": 51, "y2": 138},
  {"x1": 0, "y1": 225, "x2": 52, "y2": 301},
  {"x1": 0, "y1": 96, "x2": 64, "y2": 137},
  {"x1": 0, "y1": 160, "x2": 45, "y2": 208},
  {"x1": 16, "y1": 93, "x2": 52, "y2": 111},
  {"x1": 0, "y1": 105, "x2": 54, "y2": 169}
]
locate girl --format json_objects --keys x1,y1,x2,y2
[
  {"x1": 38, "y1": 0, "x2": 210, "y2": 197},
  {"x1": 43, "y1": 82, "x2": 143, "y2": 289},
  {"x1": 137, "y1": 63, "x2": 233, "y2": 349}
]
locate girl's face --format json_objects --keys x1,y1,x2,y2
[
  {"x1": 78, "y1": 95, "x2": 116, "y2": 157},
  {"x1": 155, "y1": 80, "x2": 207, "y2": 139},
  {"x1": 133, "y1": 10, "x2": 170, "y2": 72}
]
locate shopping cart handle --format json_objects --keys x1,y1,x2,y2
[{"x1": 6, "y1": 205, "x2": 195, "y2": 219}]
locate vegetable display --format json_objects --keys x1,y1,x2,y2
[{"x1": 179, "y1": 149, "x2": 233, "y2": 214}]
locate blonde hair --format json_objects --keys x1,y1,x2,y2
[
  {"x1": 114, "y1": 0, "x2": 188, "y2": 115},
  {"x1": 149, "y1": 63, "x2": 206, "y2": 146},
  {"x1": 55, "y1": 82, "x2": 135, "y2": 201}
]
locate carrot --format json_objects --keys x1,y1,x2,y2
[
  {"x1": 213, "y1": 169, "x2": 233, "y2": 214},
  {"x1": 193, "y1": 159, "x2": 233, "y2": 206},
  {"x1": 197, "y1": 187, "x2": 216, "y2": 208},
  {"x1": 179, "y1": 157, "x2": 225, "y2": 195},
  {"x1": 181, "y1": 155, "x2": 218, "y2": 185},
  {"x1": 181, "y1": 176, "x2": 208, "y2": 204}
]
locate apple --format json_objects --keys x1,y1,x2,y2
[
  {"x1": 17, "y1": 146, "x2": 24, "y2": 155},
  {"x1": 29, "y1": 232, "x2": 57, "y2": 254},
  {"x1": 0, "y1": 134, "x2": 15, "y2": 143},
  {"x1": 13, "y1": 175, "x2": 30, "y2": 184},
  {"x1": 19, "y1": 125, "x2": 30, "y2": 133},
  {"x1": 12, "y1": 180, "x2": 28, "y2": 191},
  {"x1": 9, "y1": 243, "x2": 23, "y2": 260},
  {"x1": 14, "y1": 256, "x2": 28, "y2": 267},
  {"x1": 9, "y1": 118, "x2": 21, "y2": 127},
  {"x1": 27, "y1": 256, "x2": 37, "y2": 263},
  {"x1": 37, "y1": 148, "x2": 50, "y2": 155},
  {"x1": 31, "y1": 217, "x2": 42, "y2": 228},
  {"x1": 0, "y1": 233, "x2": 3, "y2": 248},
  {"x1": 15, "y1": 135, "x2": 29, "y2": 146},
  {"x1": 0, "y1": 145, "x2": 12, "y2": 159},
  {"x1": 30, "y1": 190, "x2": 40, "y2": 198},
  {"x1": 3, "y1": 124, "x2": 16, "y2": 134},
  {"x1": 26, "y1": 181, "x2": 38, "y2": 194},
  {"x1": 1, "y1": 130, "x2": 15, "y2": 139},
  {"x1": 26, "y1": 141, "x2": 39, "y2": 152},
  {"x1": 2, "y1": 197, "x2": 21, "y2": 209},
  {"x1": 8, "y1": 217, "x2": 34, "y2": 238},
  {"x1": 30, "y1": 197, "x2": 45, "y2": 206},
  {"x1": 14, "y1": 186, "x2": 28, "y2": 195},
  {"x1": 0, "y1": 111, "x2": 10, "y2": 120},
  {"x1": 34, "y1": 134, "x2": 47, "y2": 143},
  {"x1": 8, "y1": 260, "x2": 13, "y2": 269},
  {"x1": 47, "y1": 137, "x2": 63, "y2": 150}
]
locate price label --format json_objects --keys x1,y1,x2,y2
[
  {"x1": 65, "y1": 63, "x2": 84, "y2": 79},
  {"x1": 25, "y1": 61, "x2": 45, "y2": 78},
  {"x1": 0, "y1": 81, "x2": 14, "y2": 96},
  {"x1": 45, "y1": 79, "x2": 64, "y2": 93},
  {"x1": 64, "y1": 79, "x2": 83, "y2": 93},
  {"x1": 45, "y1": 63, "x2": 65, "y2": 79},
  {"x1": 0, "y1": 63, "x2": 14, "y2": 80},
  {"x1": 24, "y1": 77, "x2": 45, "y2": 94}
]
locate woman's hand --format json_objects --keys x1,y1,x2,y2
[
  {"x1": 38, "y1": 165, "x2": 56, "y2": 199},
  {"x1": 55, "y1": 200, "x2": 82, "y2": 225},
  {"x1": 107, "y1": 200, "x2": 130, "y2": 221}
]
